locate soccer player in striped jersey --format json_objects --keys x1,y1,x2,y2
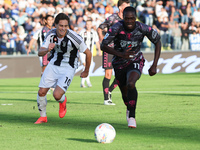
[
  {"x1": 27, "y1": 15, "x2": 54, "y2": 75},
  {"x1": 34, "y1": 13, "x2": 92, "y2": 124},
  {"x1": 79, "y1": 19, "x2": 101, "y2": 88},
  {"x1": 97, "y1": 0, "x2": 130, "y2": 105}
]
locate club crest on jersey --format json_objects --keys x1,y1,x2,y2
[
  {"x1": 54, "y1": 37, "x2": 57, "y2": 42},
  {"x1": 104, "y1": 33, "x2": 109, "y2": 39}
]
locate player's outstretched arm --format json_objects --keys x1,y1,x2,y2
[
  {"x1": 97, "y1": 27, "x2": 104, "y2": 43},
  {"x1": 80, "y1": 48, "x2": 92, "y2": 78},
  {"x1": 27, "y1": 38, "x2": 36, "y2": 55},
  {"x1": 148, "y1": 40, "x2": 161, "y2": 76}
]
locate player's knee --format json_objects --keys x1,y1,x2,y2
[
  {"x1": 105, "y1": 70, "x2": 112, "y2": 79},
  {"x1": 127, "y1": 82, "x2": 136, "y2": 89},
  {"x1": 38, "y1": 89, "x2": 46, "y2": 97},
  {"x1": 53, "y1": 92, "x2": 62, "y2": 101}
]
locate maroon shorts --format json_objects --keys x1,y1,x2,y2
[{"x1": 114, "y1": 56, "x2": 145, "y2": 87}]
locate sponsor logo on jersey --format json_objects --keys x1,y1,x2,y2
[{"x1": 120, "y1": 40, "x2": 138, "y2": 48}]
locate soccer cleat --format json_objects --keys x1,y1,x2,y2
[
  {"x1": 126, "y1": 110, "x2": 130, "y2": 122},
  {"x1": 104, "y1": 100, "x2": 116, "y2": 105},
  {"x1": 80, "y1": 84, "x2": 86, "y2": 88},
  {"x1": 34, "y1": 116, "x2": 47, "y2": 124},
  {"x1": 128, "y1": 117, "x2": 136, "y2": 128},
  {"x1": 87, "y1": 83, "x2": 92, "y2": 87},
  {"x1": 59, "y1": 97, "x2": 67, "y2": 118}
]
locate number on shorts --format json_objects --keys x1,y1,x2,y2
[
  {"x1": 133, "y1": 63, "x2": 139, "y2": 69},
  {"x1": 65, "y1": 77, "x2": 71, "y2": 86}
]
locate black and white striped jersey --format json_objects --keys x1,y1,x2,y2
[
  {"x1": 79, "y1": 28, "x2": 99, "y2": 55},
  {"x1": 41, "y1": 28, "x2": 88, "y2": 68},
  {"x1": 33, "y1": 26, "x2": 51, "y2": 49}
]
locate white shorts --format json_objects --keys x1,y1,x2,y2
[{"x1": 39, "y1": 63, "x2": 76, "y2": 92}]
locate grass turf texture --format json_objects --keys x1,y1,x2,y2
[{"x1": 0, "y1": 73, "x2": 199, "y2": 150}]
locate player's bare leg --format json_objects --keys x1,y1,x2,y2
[{"x1": 53, "y1": 86, "x2": 67, "y2": 118}]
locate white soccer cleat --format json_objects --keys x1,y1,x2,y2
[
  {"x1": 126, "y1": 110, "x2": 130, "y2": 122},
  {"x1": 128, "y1": 117, "x2": 136, "y2": 128},
  {"x1": 104, "y1": 100, "x2": 116, "y2": 105},
  {"x1": 87, "y1": 83, "x2": 92, "y2": 87}
]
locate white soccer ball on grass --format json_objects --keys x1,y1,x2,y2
[{"x1": 94, "y1": 123, "x2": 116, "y2": 144}]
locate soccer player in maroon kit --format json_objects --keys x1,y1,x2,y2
[
  {"x1": 101, "y1": 6, "x2": 161, "y2": 128},
  {"x1": 97, "y1": 0, "x2": 130, "y2": 105}
]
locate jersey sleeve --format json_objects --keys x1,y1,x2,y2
[
  {"x1": 98, "y1": 15, "x2": 114, "y2": 30},
  {"x1": 101, "y1": 22, "x2": 120, "y2": 47},
  {"x1": 41, "y1": 33, "x2": 51, "y2": 48},
  {"x1": 67, "y1": 30, "x2": 88, "y2": 53},
  {"x1": 144, "y1": 25, "x2": 160, "y2": 44},
  {"x1": 79, "y1": 40, "x2": 88, "y2": 53},
  {"x1": 32, "y1": 29, "x2": 41, "y2": 40}
]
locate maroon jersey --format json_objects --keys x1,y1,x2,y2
[
  {"x1": 99, "y1": 13, "x2": 121, "y2": 31},
  {"x1": 101, "y1": 21, "x2": 161, "y2": 69},
  {"x1": 99, "y1": 13, "x2": 122, "y2": 69},
  {"x1": 99, "y1": 13, "x2": 121, "y2": 47}
]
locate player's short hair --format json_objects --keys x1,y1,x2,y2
[
  {"x1": 117, "y1": 0, "x2": 130, "y2": 7},
  {"x1": 54, "y1": 13, "x2": 70, "y2": 25},
  {"x1": 45, "y1": 15, "x2": 53, "y2": 20},
  {"x1": 123, "y1": 6, "x2": 137, "y2": 17}
]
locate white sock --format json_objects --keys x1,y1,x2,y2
[
  {"x1": 86, "y1": 76, "x2": 91, "y2": 85},
  {"x1": 81, "y1": 77, "x2": 86, "y2": 85},
  {"x1": 57, "y1": 94, "x2": 65, "y2": 103},
  {"x1": 37, "y1": 94, "x2": 47, "y2": 117}
]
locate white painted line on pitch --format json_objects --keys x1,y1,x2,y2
[
  {"x1": 1, "y1": 104, "x2": 13, "y2": 106},
  {"x1": 0, "y1": 91, "x2": 200, "y2": 94}
]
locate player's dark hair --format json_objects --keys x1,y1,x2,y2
[
  {"x1": 54, "y1": 13, "x2": 70, "y2": 25},
  {"x1": 117, "y1": 0, "x2": 130, "y2": 7},
  {"x1": 123, "y1": 6, "x2": 137, "y2": 17},
  {"x1": 44, "y1": 15, "x2": 54, "y2": 25},
  {"x1": 45, "y1": 15, "x2": 53, "y2": 21}
]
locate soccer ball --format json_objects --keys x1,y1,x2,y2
[{"x1": 94, "y1": 123, "x2": 116, "y2": 144}]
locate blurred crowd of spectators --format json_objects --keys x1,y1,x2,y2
[{"x1": 0, "y1": 0, "x2": 200, "y2": 56}]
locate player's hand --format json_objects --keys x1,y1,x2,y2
[
  {"x1": 98, "y1": 51, "x2": 102, "y2": 56},
  {"x1": 80, "y1": 70, "x2": 89, "y2": 78},
  {"x1": 48, "y1": 43, "x2": 55, "y2": 52},
  {"x1": 27, "y1": 49, "x2": 31, "y2": 55},
  {"x1": 120, "y1": 48, "x2": 136, "y2": 59},
  {"x1": 148, "y1": 65, "x2": 157, "y2": 76}
]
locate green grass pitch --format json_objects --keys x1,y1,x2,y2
[{"x1": 0, "y1": 73, "x2": 200, "y2": 150}]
